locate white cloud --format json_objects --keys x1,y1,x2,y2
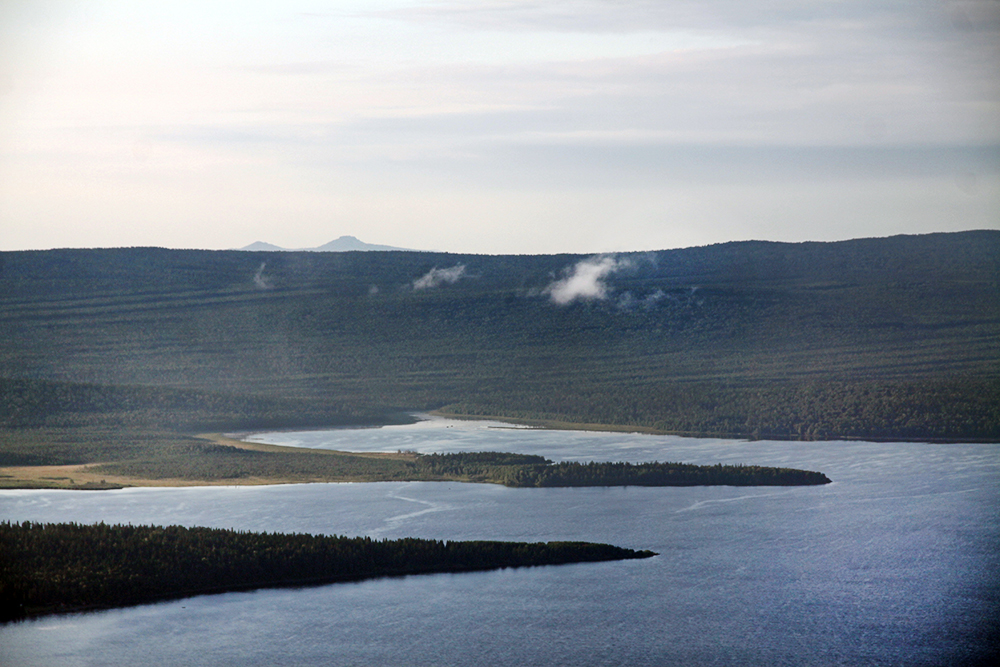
[
  {"x1": 413, "y1": 264, "x2": 467, "y2": 289},
  {"x1": 544, "y1": 256, "x2": 627, "y2": 304},
  {"x1": 253, "y1": 262, "x2": 272, "y2": 289}
]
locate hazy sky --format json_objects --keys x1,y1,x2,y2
[{"x1": 1, "y1": 1, "x2": 998, "y2": 254}]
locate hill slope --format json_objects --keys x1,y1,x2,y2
[{"x1": 1, "y1": 231, "x2": 998, "y2": 440}]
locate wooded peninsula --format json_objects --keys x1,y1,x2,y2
[{"x1": 0, "y1": 521, "x2": 656, "y2": 621}]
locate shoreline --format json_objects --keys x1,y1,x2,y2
[
  {"x1": 1, "y1": 413, "x2": 990, "y2": 492},
  {"x1": 432, "y1": 410, "x2": 1000, "y2": 444},
  {"x1": 0, "y1": 432, "x2": 423, "y2": 491}
]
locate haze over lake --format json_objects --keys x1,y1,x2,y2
[{"x1": 2, "y1": 416, "x2": 997, "y2": 666}]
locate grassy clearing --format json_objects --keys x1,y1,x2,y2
[{"x1": 0, "y1": 428, "x2": 831, "y2": 490}]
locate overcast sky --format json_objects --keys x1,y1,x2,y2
[{"x1": 1, "y1": 1, "x2": 997, "y2": 254}]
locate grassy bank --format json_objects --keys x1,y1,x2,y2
[
  {"x1": 0, "y1": 429, "x2": 831, "y2": 490},
  {"x1": 0, "y1": 431, "x2": 421, "y2": 489}
]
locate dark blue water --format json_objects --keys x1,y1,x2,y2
[{"x1": 1, "y1": 416, "x2": 997, "y2": 666}]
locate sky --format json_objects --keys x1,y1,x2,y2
[{"x1": 1, "y1": 1, "x2": 998, "y2": 255}]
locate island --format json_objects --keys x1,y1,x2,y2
[
  {"x1": 411, "y1": 451, "x2": 832, "y2": 487},
  {"x1": 0, "y1": 521, "x2": 656, "y2": 621}
]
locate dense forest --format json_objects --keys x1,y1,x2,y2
[
  {"x1": 1, "y1": 231, "x2": 998, "y2": 482},
  {"x1": 0, "y1": 521, "x2": 656, "y2": 621},
  {"x1": 414, "y1": 452, "x2": 831, "y2": 487}
]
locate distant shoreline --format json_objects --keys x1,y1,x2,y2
[
  {"x1": 431, "y1": 410, "x2": 1000, "y2": 444},
  {"x1": 3, "y1": 410, "x2": 993, "y2": 492},
  {"x1": 0, "y1": 420, "x2": 834, "y2": 491}
]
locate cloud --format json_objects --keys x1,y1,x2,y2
[
  {"x1": 544, "y1": 255, "x2": 628, "y2": 304},
  {"x1": 413, "y1": 263, "x2": 467, "y2": 289},
  {"x1": 253, "y1": 262, "x2": 272, "y2": 289}
]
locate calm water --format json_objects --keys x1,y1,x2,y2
[{"x1": 1, "y1": 416, "x2": 998, "y2": 666}]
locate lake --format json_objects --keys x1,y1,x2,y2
[{"x1": 1, "y1": 415, "x2": 998, "y2": 666}]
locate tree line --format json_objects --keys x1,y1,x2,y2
[
  {"x1": 440, "y1": 377, "x2": 1000, "y2": 442},
  {"x1": 414, "y1": 452, "x2": 831, "y2": 487},
  {"x1": 0, "y1": 522, "x2": 655, "y2": 621}
]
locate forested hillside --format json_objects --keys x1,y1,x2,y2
[{"x1": 1, "y1": 231, "x2": 998, "y2": 442}]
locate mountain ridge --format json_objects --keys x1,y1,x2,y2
[{"x1": 238, "y1": 235, "x2": 416, "y2": 252}]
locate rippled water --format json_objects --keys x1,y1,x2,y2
[{"x1": 1, "y1": 416, "x2": 998, "y2": 666}]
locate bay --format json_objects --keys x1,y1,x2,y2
[{"x1": 1, "y1": 416, "x2": 997, "y2": 666}]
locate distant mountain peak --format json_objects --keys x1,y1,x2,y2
[
  {"x1": 313, "y1": 236, "x2": 410, "y2": 252},
  {"x1": 238, "y1": 236, "x2": 417, "y2": 252},
  {"x1": 239, "y1": 241, "x2": 286, "y2": 252}
]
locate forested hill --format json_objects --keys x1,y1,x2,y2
[{"x1": 1, "y1": 231, "x2": 998, "y2": 441}]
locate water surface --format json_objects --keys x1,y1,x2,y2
[{"x1": 2, "y1": 416, "x2": 997, "y2": 665}]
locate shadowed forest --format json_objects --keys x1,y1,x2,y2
[{"x1": 0, "y1": 521, "x2": 655, "y2": 620}]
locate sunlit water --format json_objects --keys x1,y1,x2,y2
[{"x1": 1, "y1": 415, "x2": 998, "y2": 666}]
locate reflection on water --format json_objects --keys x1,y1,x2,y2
[{"x1": 1, "y1": 415, "x2": 998, "y2": 666}]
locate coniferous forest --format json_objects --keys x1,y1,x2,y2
[
  {"x1": 0, "y1": 231, "x2": 998, "y2": 489},
  {"x1": 412, "y1": 452, "x2": 831, "y2": 487},
  {"x1": 0, "y1": 521, "x2": 656, "y2": 621}
]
